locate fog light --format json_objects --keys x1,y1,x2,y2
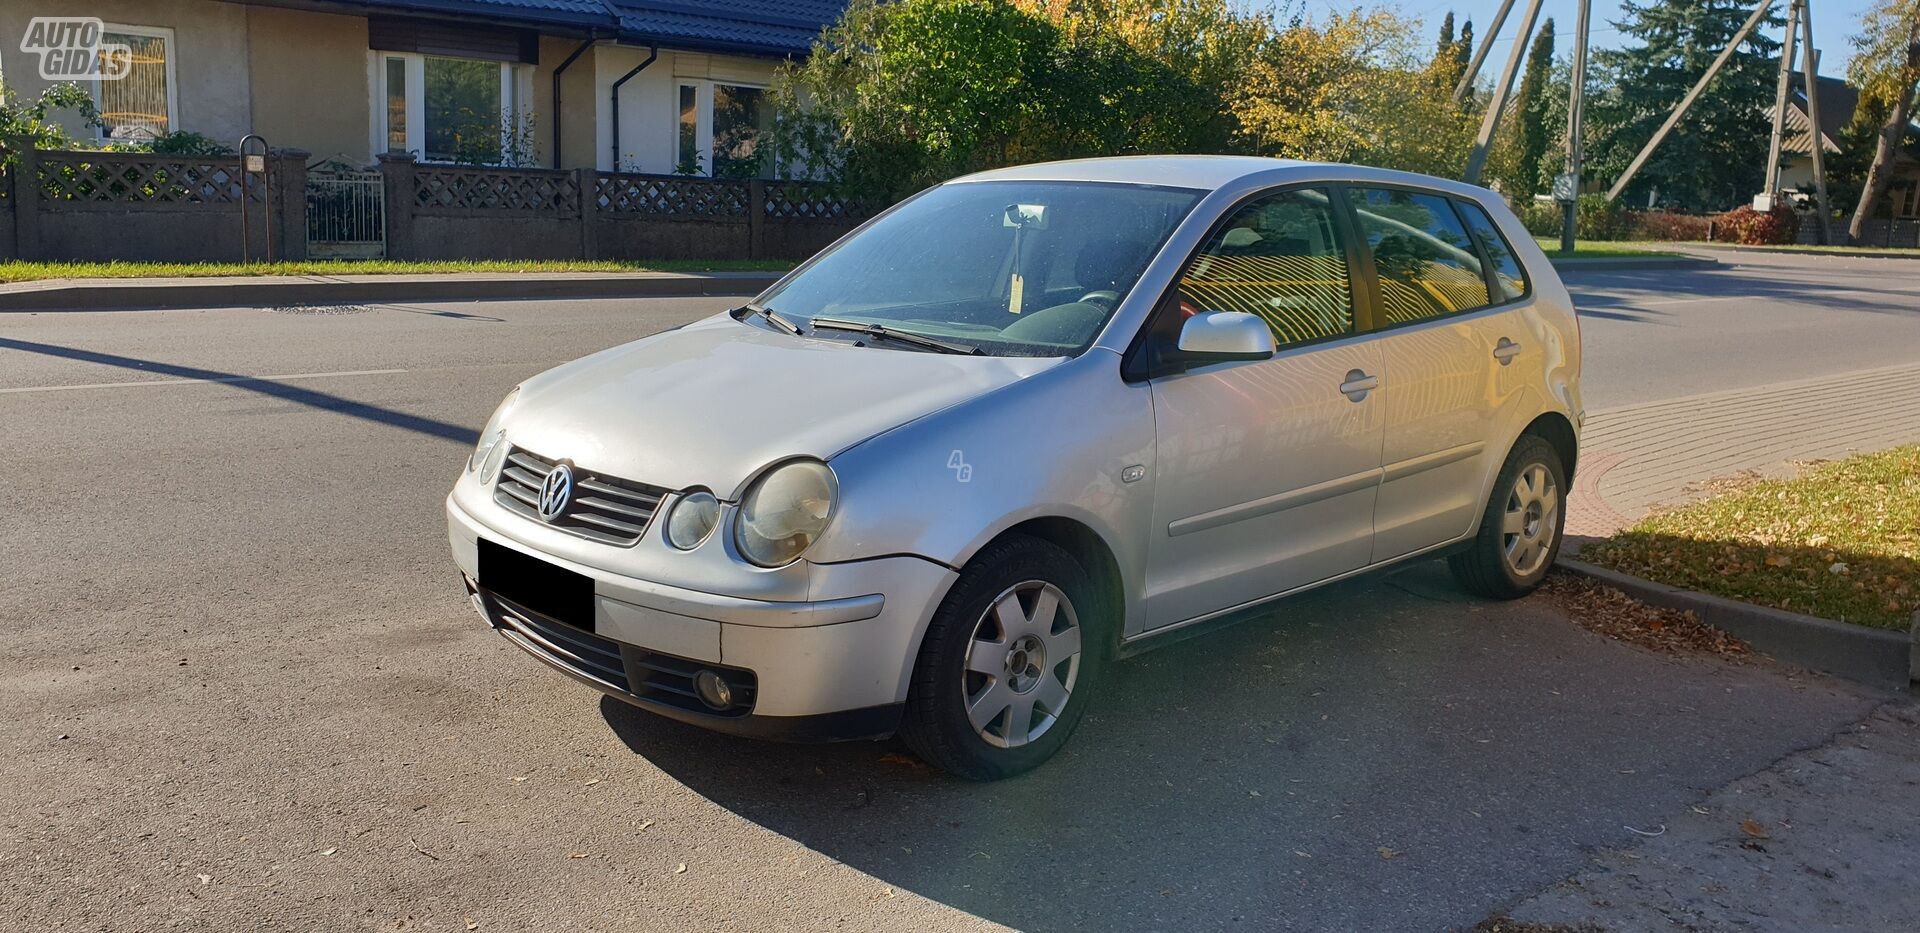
[{"x1": 692, "y1": 669, "x2": 733, "y2": 710}]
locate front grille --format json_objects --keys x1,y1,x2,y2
[
  {"x1": 630, "y1": 650, "x2": 758, "y2": 717},
  {"x1": 486, "y1": 590, "x2": 632, "y2": 691},
  {"x1": 494, "y1": 447, "x2": 668, "y2": 546}
]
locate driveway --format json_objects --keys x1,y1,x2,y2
[{"x1": 0, "y1": 268, "x2": 1911, "y2": 931}]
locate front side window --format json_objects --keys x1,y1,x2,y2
[
  {"x1": 1455, "y1": 200, "x2": 1527, "y2": 302},
  {"x1": 94, "y1": 26, "x2": 174, "y2": 141},
  {"x1": 1178, "y1": 188, "x2": 1354, "y2": 347},
  {"x1": 1351, "y1": 188, "x2": 1490, "y2": 325},
  {"x1": 756, "y1": 180, "x2": 1203, "y2": 357}
]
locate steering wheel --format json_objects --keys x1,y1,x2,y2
[{"x1": 1078, "y1": 290, "x2": 1122, "y2": 308}]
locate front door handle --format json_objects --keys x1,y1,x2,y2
[
  {"x1": 1493, "y1": 337, "x2": 1522, "y2": 365},
  {"x1": 1339, "y1": 369, "x2": 1378, "y2": 402}
]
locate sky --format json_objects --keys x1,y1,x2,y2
[{"x1": 1337, "y1": 0, "x2": 1871, "y2": 75}]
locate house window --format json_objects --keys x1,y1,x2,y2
[
  {"x1": 674, "y1": 81, "x2": 772, "y2": 178},
  {"x1": 93, "y1": 25, "x2": 177, "y2": 141},
  {"x1": 374, "y1": 52, "x2": 526, "y2": 164}
]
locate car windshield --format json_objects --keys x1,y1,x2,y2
[{"x1": 754, "y1": 180, "x2": 1204, "y2": 357}]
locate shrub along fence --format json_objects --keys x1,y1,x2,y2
[{"x1": 0, "y1": 142, "x2": 876, "y2": 264}]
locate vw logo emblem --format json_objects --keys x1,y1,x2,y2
[{"x1": 537, "y1": 463, "x2": 574, "y2": 522}]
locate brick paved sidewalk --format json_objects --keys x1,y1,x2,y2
[{"x1": 1568, "y1": 360, "x2": 1920, "y2": 539}]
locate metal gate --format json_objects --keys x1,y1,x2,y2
[{"x1": 306, "y1": 170, "x2": 385, "y2": 259}]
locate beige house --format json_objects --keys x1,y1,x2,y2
[
  {"x1": 0, "y1": 0, "x2": 843, "y2": 174},
  {"x1": 1770, "y1": 74, "x2": 1920, "y2": 220}
]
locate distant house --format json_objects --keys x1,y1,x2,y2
[
  {"x1": 1768, "y1": 73, "x2": 1920, "y2": 220},
  {"x1": 0, "y1": 0, "x2": 848, "y2": 175}
]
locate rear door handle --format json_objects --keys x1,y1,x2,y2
[
  {"x1": 1339, "y1": 369, "x2": 1378, "y2": 402},
  {"x1": 1493, "y1": 337, "x2": 1522, "y2": 365}
]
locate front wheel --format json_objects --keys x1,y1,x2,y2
[
  {"x1": 1449, "y1": 434, "x2": 1567, "y2": 599},
  {"x1": 900, "y1": 535, "x2": 1104, "y2": 780}
]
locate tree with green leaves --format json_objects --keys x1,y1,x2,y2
[
  {"x1": 1435, "y1": 12, "x2": 1458, "y2": 89},
  {"x1": 1432, "y1": 13, "x2": 1475, "y2": 94},
  {"x1": 1495, "y1": 17, "x2": 1557, "y2": 197},
  {"x1": 1845, "y1": 0, "x2": 1920, "y2": 241},
  {"x1": 1584, "y1": 0, "x2": 1780, "y2": 210}
]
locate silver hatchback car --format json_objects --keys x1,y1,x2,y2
[{"x1": 448, "y1": 156, "x2": 1581, "y2": 779}]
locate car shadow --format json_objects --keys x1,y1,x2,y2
[{"x1": 598, "y1": 560, "x2": 1884, "y2": 931}]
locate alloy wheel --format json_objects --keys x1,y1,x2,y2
[
  {"x1": 1501, "y1": 463, "x2": 1560, "y2": 577},
  {"x1": 961, "y1": 581, "x2": 1082, "y2": 749}
]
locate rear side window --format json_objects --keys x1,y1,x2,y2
[
  {"x1": 1350, "y1": 187, "x2": 1490, "y2": 325},
  {"x1": 1178, "y1": 187, "x2": 1354, "y2": 347},
  {"x1": 1456, "y1": 200, "x2": 1528, "y2": 302}
]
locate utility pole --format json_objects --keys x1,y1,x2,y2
[
  {"x1": 1560, "y1": 0, "x2": 1591, "y2": 252},
  {"x1": 1760, "y1": 0, "x2": 1801, "y2": 204},
  {"x1": 1799, "y1": 6, "x2": 1834, "y2": 243},
  {"x1": 1463, "y1": 0, "x2": 1546, "y2": 184},
  {"x1": 1606, "y1": 0, "x2": 1776, "y2": 201},
  {"x1": 1455, "y1": 0, "x2": 1519, "y2": 103}
]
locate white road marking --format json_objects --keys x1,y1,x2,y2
[{"x1": 0, "y1": 368, "x2": 408, "y2": 395}]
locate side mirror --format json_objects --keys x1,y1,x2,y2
[{"x1": 1167, "y1": 311, "x2": 1275, "y2": 365}]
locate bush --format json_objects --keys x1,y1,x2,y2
[
  {"x1": 1626, "y1": 210, "x2": 1713, "y2": 241},
  {"x1": 1574, "y1": 193, "x2": 1625, "y2": 240},
  {"x1": 1515, "y1": 198, "x2": 1563, "y2": 237},
  {"x1": 1713, "y1": 203, "x2": 1799, "y2": 245}
]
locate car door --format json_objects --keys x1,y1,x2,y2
[
  {"x1": 1346, "y1": 187, "x2": 1511, "y2": 563},
  {"x1": 1140, "y1": 186, "x2": 1385, "y2": 630}
]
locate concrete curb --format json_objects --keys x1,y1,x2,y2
[
  {"x1": 0, "y1": 272, "x2": 782, "y2": 313},
  {"x1": 1685, "y1": 244, "x2": 1920, "y2": 262},
  {"x1": 1547, "y1": 255, "x2": 1719, "y2": 272},
  {"x1": 1557, "y1": 558, "x2": 1915, "y2": 691}
]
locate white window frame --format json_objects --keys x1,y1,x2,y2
[
  {"x1": 675, "y1": 79, "x2": 769, "y2": 177},
  {"x1": 370, "y1": 51, "x2": 526, "y2": 165},
  {"x1": 93, "y1": 23, "x2": 179, "y2": 142}
]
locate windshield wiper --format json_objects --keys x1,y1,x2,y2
[
  {"x1": 737, "y1": 302, "x2": 802, "y2": 336},
  {"x1": 808, "y1": 317, "x2": 982, "y2": 355}
]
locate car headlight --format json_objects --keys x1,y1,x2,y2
[
  {"x1": 735, "y1": 460, "x2": 837, "y2": 567},
  {"x1": 664, "y1": 490, "x2": 721, "y2": 550},
  {"x1": 468, "y1": 386, "x2": 520, "y2": 478}
]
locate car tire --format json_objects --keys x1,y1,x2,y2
[
  {"x1": 899, "y1": 535, "x2": 1104, "y2": 780},
  {"x1": 1448, "y1": 434, "x2": 1567, "y2": 600}
]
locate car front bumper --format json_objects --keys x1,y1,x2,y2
[{"x1": 447, "y1": 496, "x2": 957, "y2": 741}]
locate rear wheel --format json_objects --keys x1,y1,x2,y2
[
  {"x1": 900, "y1": 535, "x2": 1103, "y2": 780},
  {"x1": 1449, "y1": 434, "x2": 1566, "y2": 599}
]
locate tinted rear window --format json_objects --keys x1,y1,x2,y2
[{"x1": 1456, "y1": 200, "x2": 1528, "y2": 302}]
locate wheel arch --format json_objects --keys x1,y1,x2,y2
[
  {"x1": 976, "y1": 516, "x2": 1127, "y2": 658},
  {"x1": 1522, "y1": 410, "x2": 1579, "y2": 482}
]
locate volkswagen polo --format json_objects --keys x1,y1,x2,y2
[{"x1": 447, "y1": 156, "x2": 1581, "y2": 780}]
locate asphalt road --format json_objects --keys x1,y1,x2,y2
[
  {"x1": 1564, "y1": 250, "x2": 1920, "y2": 410},
  {"x1": 1, "y1": 254, "x2": 1913, "y2": 932}
]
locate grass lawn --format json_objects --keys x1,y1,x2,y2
[
  {"x1": 1533, "y1": 238, "x2": 1685, "y2": 259},
  {"x1": 1581, "y1": 445, "x2": 1920, "y2": 630},
  {"x1": 0, "y1": 258, "x2": 796, "y2": 283}
]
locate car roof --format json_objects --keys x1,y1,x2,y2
[{"x1": 953, "y1": 155, "x2": 1500, "y2": 203}]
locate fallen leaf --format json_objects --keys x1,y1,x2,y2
[
  {"x1": 1377, "y1": 847, "x2": 1399, "y2": 860},
  {"x1": 1740, "y1": 819, "x2": 1770, "y2": 839}
]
